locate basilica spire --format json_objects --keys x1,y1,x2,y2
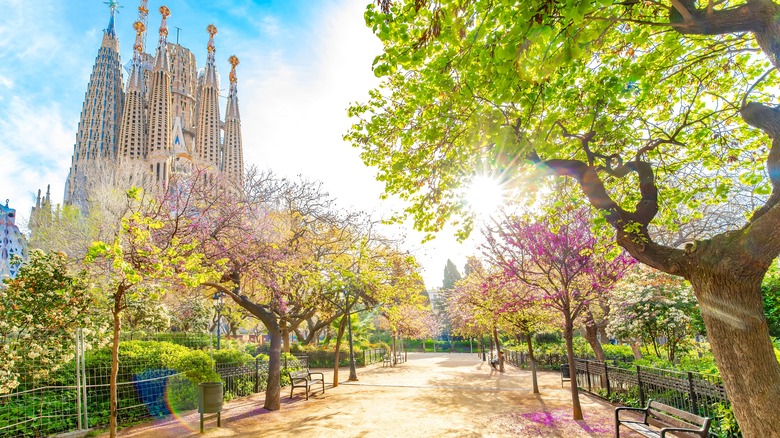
[
  {"x1": 117, "y1": 14, "x2": 148, "y2": 160},
  {"x1": 64, "y1": 0, "x2": 124, "y2": 208},
  {"x1": 146, "y1": 6, "x2": 173, "y2": 183},
  {"x1": 105, "y1": 0, "x2": 120, "y2": 39},
  {"x1": 195, "y1": 24, "x2": 221, "y2": 168},
  {"x1": 102, "y1": 0, "x2": 121, "y2": 49},
  {"x1": 223, "y1": 55, "x2": 244, "y2": 183}
]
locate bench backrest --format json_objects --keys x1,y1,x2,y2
[
  {"x1": 289, "y1": 369, "x2": 310, "y2": 380},
  {"x1": 647, "y1": 401, "x2": 710, "y2": 431}
]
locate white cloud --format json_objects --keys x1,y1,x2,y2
[
  {"x1": 235, "y1": 0, "x2": 475, "y2": 288},
  {"x1": 0, "y1": 76, "x2": 13, "y2": 89},
  {"x1": 0, "y1": 96, "x2": 73, "y2": 231},
  {"x1": 247, "y1": 15, "x2": 281, "y2": 37}
]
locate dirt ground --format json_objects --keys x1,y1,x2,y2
[{"x1": 110, "y1": 353, "x2": 642, "y2": 437}]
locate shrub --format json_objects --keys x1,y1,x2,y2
[
  {"x1": 534, "y1": 332, "x2": 562, "y2": 345},
  {"x1": 602, "y1": 344, "x2": 635, "y2": 362},
  {"x1": 211, "y1": 349, "x2": 254, "y2": 366}
]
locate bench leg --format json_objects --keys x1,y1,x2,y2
[
  {"x1": 290, "y1": 384, "x2": 294, "y2": 399},
  {"x1": 200, "y1": 412, "x2": 204, "y2": 434},
  {"x1": 305, "y1": 385, "x2": 309, "y2": 400},
  {"x1": 321, "y1": 380, "x2": 325, "y2": 395},
  {"x1": 217, "y1": 412, "x2": 221, "y2": 428}
]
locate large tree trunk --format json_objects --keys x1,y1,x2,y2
[
  {"x1": 583, "y1": 315, "x2": 606, "y2": 361},
  {"x1": 690, "y1": 269, "x2": 780, "y2": 437},
  {"x1": 564, "y1": 321, "x2": 583, "y2": 420},
  {"x1": 264, "y1": 330, "x2": 282, "y2": 410},
  {"x1": 525, "y1": 333, "x2": 539, "y2": 394},
  {"x1": 332, "y1": 315, "x2": 347, "y2": 387}
]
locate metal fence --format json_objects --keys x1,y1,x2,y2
[
  {"x1": 0, "y1": 330, "x2": 310, "y2": 438},
  {"x1": 574, "y1": 359, "x2": 728, "y2": 420},
  {"x1": 303, "y1": 348, "x2": 388, "y2": 368},
  {"x1": 216, "y1": 355, "x2": 308, "y2": 400},
  {"x1": 503, "y1": 350, "x2": 569, "y2": 369},
  {"x1": 501, "y1": 353, "x2": 734, "y2": 437}
]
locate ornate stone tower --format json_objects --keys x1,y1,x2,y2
[
  {"x1": 195, "y1": 24, "x2": 222, "y2": 170},
  {"x1": 223, "y1": 55, "x2": 244, "y2": 184},
  {"x1": 64, "y1": 1, "x2": 125, "y2": 208},
  {"x1": 146, "y1": 6, "x2": 173, "y2": 184},
  {"x1": 118, "y1": 16, "x2": 149, "y2": 161}
]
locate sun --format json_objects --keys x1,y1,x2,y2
[{"x1": 465, "y1": 176, "x2": 505, "y2": 218}]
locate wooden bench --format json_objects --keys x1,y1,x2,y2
[
  {"x1": 287, "y1": 369, "x2": 325, "y2": 400},
  {"x1": 560, "y1": 362, "x2": 571, "y2": 388},
  {"x1": 382, "y1": 355, "x2": 392, "y2": 367},
  {"x1": 615, "y1": 400, "x2": 711, "y2": 438}
]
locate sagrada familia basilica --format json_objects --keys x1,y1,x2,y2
[
  {"x1": 11, "y1": 1, "x2": 245, "y2": 277},
  {"x1": 61, "y1": 0, "x2": 245, "y2": 209}
]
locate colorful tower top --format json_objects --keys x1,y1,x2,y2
[
  {"x1": 104, "y1": 0, "x2": 120, "y2": 39},
  {"x1": 154, "y1": 6, "x2": 170, "y2": 71},
  {"x1": 202, "y1": 24, "x2": 218, "y2": 86},
  {"x1": 226, "y1": 55, "x2": 240, "y2": 119},
  {"x1": 207, "y1": 24, "x2": 218, "y2": 62},
  {"x1": 229, "y1": 55, "x2": 239, "y2": 84}
]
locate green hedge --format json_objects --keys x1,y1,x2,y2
[
  {"x1": 1, "y1": 340, "x2": 219, "y2": 437},
  {"x1": 82, "y1": 341, "x2": 218, "y2": 428}
]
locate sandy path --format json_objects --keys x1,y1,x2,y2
[{"x1": 110, "y1": 353, "x2": 641, "y2": 437}]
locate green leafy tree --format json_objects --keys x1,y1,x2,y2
[
  {"x1": 170, "y1": 294, "x2": 212, "y2": 334},
  {"x1": 762, "y1": 263, "x2": 780, "y2": 338},
  {"x1": 0, "y1": 250, "x2": 99, "y2": 394},
  {"x1": 348, "y1": 1, "x2": 780, "y2": 432},
  {"x1": 122, "y1": 289, "x2": 171, "y2": 334},
  {"x1": 442, "y1": 259, "x2": 461, "y2": 290},
  {"x1": 607, "y1": 268, "x2": 698, "y2": 363},
  {"x1": 86, "y1": 188, "x2": 217, "y2": 437}
]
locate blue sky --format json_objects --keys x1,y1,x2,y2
[{"x1": 0, "y1": 0, "x2": 476, "y2": 288}]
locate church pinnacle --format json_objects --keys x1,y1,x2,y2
[
  {"x1": 104, "y1": 0, "x2": 121, "y2": 41},
  {"x1": 117, "y1": 8, "x2": 148, "y2": 161},
  {"x1": 146, "y1": 6, "x2": 174, "y2": 183},
  {"x1": 223, "y1": 55, "x2": 243, "y2": 183},
  {"x1": 195, "y1": 24, "x2": 221, "y2": 168}
]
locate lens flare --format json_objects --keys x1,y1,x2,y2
[{"x1": 465, "y1": 176, "x2": 505, "y2": 218}]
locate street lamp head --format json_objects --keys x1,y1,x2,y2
[{"x1": 212, "y1": 291, "x2": 225, "y2": 310}]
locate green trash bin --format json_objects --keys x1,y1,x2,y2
[{"x1": 198, "y1": 382, "x2": 223, "y2": 433}]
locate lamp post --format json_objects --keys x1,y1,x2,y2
[{"x1": 212, "y1": 291, "x2": 225, "y2": 350}]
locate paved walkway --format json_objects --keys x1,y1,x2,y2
[{"x1": 111, "y1": 353, "x2": 640, "y2": 437}]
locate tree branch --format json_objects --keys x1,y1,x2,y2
[
  {"x1": 741, "y1": 102, "x2": 780, "y2": 223},
  {"x1": 668, "y1": 0, "x2": 774, "y2": 35},
  {"x1": 532, "y1": 156, "x2": 687, "y2": 276}
]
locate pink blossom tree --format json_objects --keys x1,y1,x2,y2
[{"x1": 484, "y1": 208, "x2": 634, "y2": 419}]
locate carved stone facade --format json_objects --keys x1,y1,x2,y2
[{"x1": 63, "y1": 3, "x2": 244, "y2": 210}]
